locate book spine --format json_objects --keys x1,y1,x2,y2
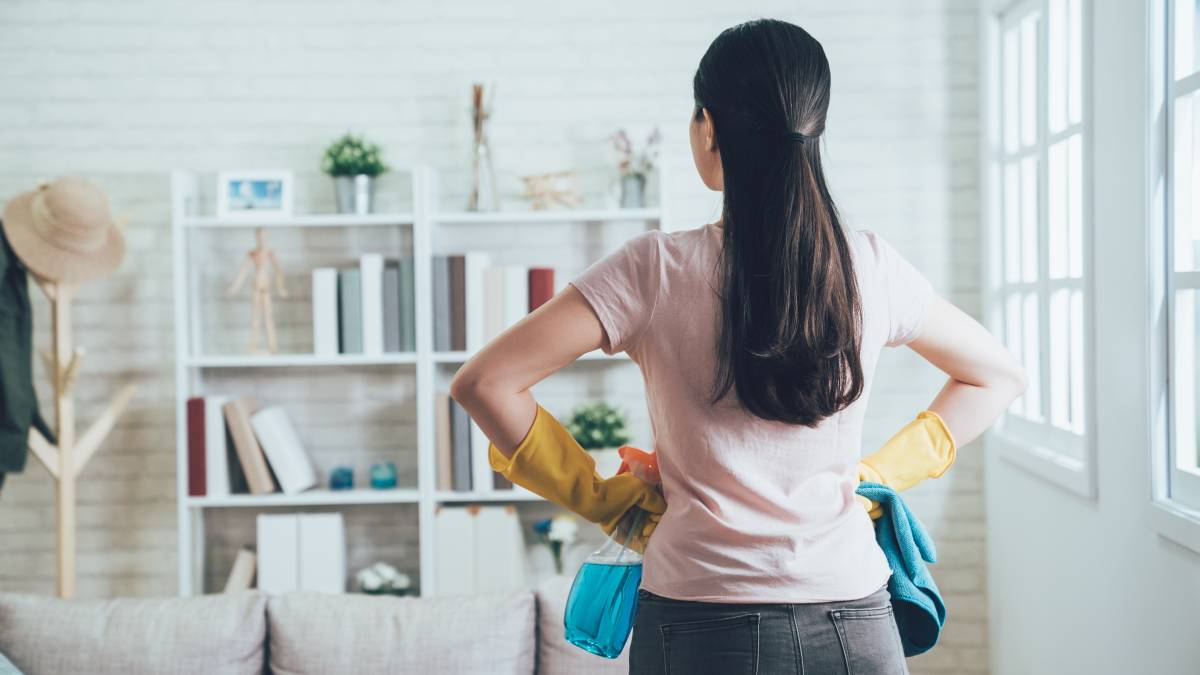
[
  {"x1": 382, "y1": 262, "x2": 401, "y2": 353},
  {"x1": 251, "y1": 406, "x2": 317, "y2": 495},
  {"x1": 205, "y1": 395, "x2": 231, "y2": 498},
  {"x1": 338, "y1": 268, "x2": 363, "y2": 354},
  {"x1": 360, "y1": 254, "x2": 385, "y2": 356},
  {"x1": 483, "y1": 266, "x2": 505, "y2": 341},
  {"x1": 448, "y1": 255, "x2": 466, "y2": 351},
  {"x1": 186, "y1": 397, "x2": 206, "y2": 497},
  {"x1": 433, "y1": 507, "x2": 476, "y2": 595},
  {"x1": 435, "y1": 393, "x2": 453, "y2": 491},
  {"x1": 398, "y1": 257, "x2": 417, "y2": 352},
  {"x1": 223, "y1": 549, "x2": 256, "y2": 593},
  {"x1": 298, "y1": 513, "x2": 346, "y2": 593},
  {"x1": 256, "y1": 514, "x2": 299, "y2": 594},
  {"x1": 503, "y1": 265, "x2": 529, "y2": 329},
  {"x1": 464, "y1": 252, "x2": 491, "y2": 351},
  {"x1": 432, "y1": 256, "x2": 450, "y2": 352},
  {"x1": 223, "y1": 397, "x2": 277, "y2": 495},
  {"x1": 311, "y1": 268, "x2": 340, "y2": 356},
  {"x1": 470, "y1": 420, "x2": 492, "y2": 495},
  {"x1": 450, "y1": 398, "x2": 472, "y2": 491},
  {"x1": 528, "y1": 267, "x2": 555, "y2": 312}
]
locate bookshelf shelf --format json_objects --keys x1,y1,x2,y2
[
  {"x1": 188, "y1": 489, "x2": 421, "y2": 508},
  {"x1": 173, "y1": 167, "x2": 666, "y2": 598},
  {"x1": 183, "y1": 213, "x2": 415, "y2": 229},
  {"x1": 186, "y1": 353, "x2": 418, "y2": 368},
  {"x1": 433, "y1": 207, "x2": 659, "y2": 225},
  {"x1": 435, "y1": 490, "x2": 545, "y2": 504}
]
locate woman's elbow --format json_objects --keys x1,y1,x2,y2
[{"x1": 449, "y1": 368, "x2": 482, "y2": 408}]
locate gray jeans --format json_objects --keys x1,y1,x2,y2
[{"x1": 629, "y1": 586, "x2": 908, "y2": 674}]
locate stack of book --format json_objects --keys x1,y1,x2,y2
[
  {"x1": 257, "y1": 513, "x2": 346, "y2": 594},
  {"x1": 185, "y1": 397, "x2": 318, "y2": 497},
  {"x1": 432, "y1": 506, "x2": 526, "y2": 596},
  {"x1": 312, "y1": 254, "x2": 416, "y2": 356},
  {"x1": 434, "y1": 393, "x2": 533, "y2": 495},
  {"x1": 432, "y1": 254, "x2": 555, "y2": 351}
]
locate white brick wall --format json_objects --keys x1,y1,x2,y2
[{"x1": 0, "y1": 1, "x2": 983, "y2": 671}]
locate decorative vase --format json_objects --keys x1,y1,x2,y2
[
  {"x1": 334, "y1": 174, "x2": 375, "y2": 214},
  {"x1": 620, "y1": 173, "x2": 646, "y2": 208},
  {"x1": 468, "y1": 134, "x2": 498, "y2": 211}
]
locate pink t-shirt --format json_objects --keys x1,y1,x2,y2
[{"x1": 571, "y1": 223, "x2": 933, "y2": 603}]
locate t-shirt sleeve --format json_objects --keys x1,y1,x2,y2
[
  {"x1": 863, "y1": 231, "x2": 934, "y2": 347},
  {"x1": 570, "y1": 231, "x2": 662, "y2": 355}
]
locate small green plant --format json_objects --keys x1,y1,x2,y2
[
  {"x1": 566, "y1": 401, "x2": 630, "y2": 450},
  {"x1": 322, "y1": 132, "x2": 388, "y2": 177}
]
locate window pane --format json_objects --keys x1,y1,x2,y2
[
  {"x1": 1176, "y1": 0, "x2": 1200, "y2": 79},
  {"x1": 1048, "y1": 0, "x2": 1067, "y2": 133},
  {"x1": 1048, "y1": 140, "x2": 1068, "y2": 278},
  {"x1": 1068, "y1": 133, "x2": 1084, "y2": 277},
  {"x1": 1049, "y1": 289, "x2": 1070, "y2": 428},
  {"x1": 1022, "y1": 156, "x2": 1039, "y2": 283},
  {"x1": 1004, "y1": 28, "x2": 1020, "y2": 155},
  {"x1": 1070, "y1": 289, "x2": 1085, "y2": 434},
  {"x1": 1024, "y1": 292, "x2": 1043, "y2": 420},
  {"x1": 1021, "y1": 15, "x2": 1039, "y2": 147},
  {"x1": 1174, "y1": 289, "x2": 1200, "y2": 475},
  {"x1": 1175, "y1": 91, "x2": 1200, "y2": 271},
  {"x1": 1007, "y1": 293, "x2": 1024, "y2": 414},
  {"x1": 1005, "y1": 162, "x2": 1021, "y2": 283}
]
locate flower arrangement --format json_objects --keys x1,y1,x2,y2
[
  {"x1": 533, "y1": 514, "x2": 578, "y2": 575},
  {"x1": 322, "y1": 133, "x2": 388, "y2": 178},
  {"x1": 611, "y1": 128, "x2": 661, "y2": 178},
  {"x1": 566, "y1": 401, "x2": 630, "y2": 450},
  {"x1": 355, "y1": 561, "x2": 412, "y2": 596}
]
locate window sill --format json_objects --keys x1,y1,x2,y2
[
  {"x1": 1148, "y1": 499, "x2": 1200, "y2": 555},
  {"x1": 992, "y1": 432, "x2": 1097, "y2": 498}
]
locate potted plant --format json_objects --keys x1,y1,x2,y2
[
  {"x1": 611, "y1": 128, "x2": 660, "y2": 208},
  {"x1": 322, "y1": 132, "x2": 388, "y2": 215},
  {"x1": 355, "y1": 561, "x2": 412, "y2": 596},
  {"x1": 566, "y1": 401, "x2": 631, "y2": 478}
]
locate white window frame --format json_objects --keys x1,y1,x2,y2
[
  {"x1": 1149, "y1": 0, "x2": 1200, "y2": 553},
  {"x1": 982, "y1": 0, "x2": 1097, "y2": 497}
]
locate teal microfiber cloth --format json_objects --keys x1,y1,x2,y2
[{"x1": 856, "y1": 481, "x2": 946, "y2": 657}]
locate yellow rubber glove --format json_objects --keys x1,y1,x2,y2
[
  {"x1": 489, "y1": 405, "x2": 666, "y2": 546},
  {"x1": 857, "y1": 410, "x2": 956, "y2": 519}
]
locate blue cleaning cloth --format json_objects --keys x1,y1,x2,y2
[{"x1": 856, "y1": 481, "x2": 946, "y2": 657}]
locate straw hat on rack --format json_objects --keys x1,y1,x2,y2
[{"x1": 1, "y1": 176, "x2": 124, "y2": 284}]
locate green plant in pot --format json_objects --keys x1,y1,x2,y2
[
  {"x1": 565, "y1": 401, "x2": 631, "y2": 478},
  {"x1": 322, "y1": 133, "x2": 388, "y2": 215}
]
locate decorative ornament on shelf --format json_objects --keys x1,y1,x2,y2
[
  {"x1": 369, "y1": 461, "x2": 398, "y2": 489},
  {"x1": 322, "y1": 133, "x2": 388, "y2": 215},
  {"x1": 519, "y1": 170, "x2": 583, "y2": 210},
  {"x1": 566, "y1": 401, "x2": 631, "y2": 478},
  {"x1": 329, "y1": 465, "x2": 354, "y2": 491},
  {"x1": 356, "y1": 561, "x2": 412, "y2": 596},
  {"x1": 611, "y1": 128, "x2": 661, "y2": 208},
  {"x1": 226, "y1": 227, "x2": 288, "y2": 354},
  {"x1": 533, "y1": 514, "x2": 578, "y2": 575},
  {"x1": 467, "y1": 82, "x2": 499, "y2": 212}
]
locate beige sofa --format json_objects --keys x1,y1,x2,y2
[{"x1": 0, "y1": 577, "x2": 626, "y2": 675}]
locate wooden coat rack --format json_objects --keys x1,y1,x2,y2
[{"x1": 25, "y1": 281, "x2": 136, "y2": 599}]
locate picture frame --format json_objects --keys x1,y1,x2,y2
[{"x1": 216, "y1": 170, "x2": 294, "y2": 220}]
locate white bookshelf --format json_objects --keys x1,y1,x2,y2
[{"x1": 172, "y1": 167, "x2": 665, "y2": 597}]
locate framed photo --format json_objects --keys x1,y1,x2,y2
[{"x1": 216, "y1": 170, "x2": 294, "y2": 220}]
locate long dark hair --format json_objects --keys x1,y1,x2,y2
[{"x1": 695, "y1": 19, "x2": 863, "y2": 426}]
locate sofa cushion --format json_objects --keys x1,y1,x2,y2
[
  {"x1": 267, "y1": 591, "x2": 536, "y2": 675},
  {"x1": 535, "y1": 576, "x2": 629, "y2": 675},
  {"x1": 0, "y1": 591, "x2": 266, "y2": 675}
]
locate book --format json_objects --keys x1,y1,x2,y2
[
  {"x1": 250, "y1": 406, "x2": 317, "y2": 495},
  {"x1": 483, "y1": 266, "x2": 506, "y2": 341},
  {"x1": 223, "y1": 397, "x2": 277, "y2": 495},
  {"x1": 298, "y1": 513, "x2": 346, "y2": 593},
  {"x1": 205, "y1": 395, "x2": 231, "y2": 498},
  {"x1": 503, "y1": 265, "x2": 529, "y2": 329},
  {"x1": 338, "y1": 268, "x2": 363, "y2": 354},
  {"x1": 473, "y1": 507, "x2": 526, "y2": 593},
  {"x1": 360, "y1": 254, "x2": 384, "y2": 355},
  {"x1": 448, "y1": 255, "x2": 466, "y2": 351},
  {"x1": 223, "y1": 549, "x2": 256, "y2": 593},
  {"x1": 311, "y1": 267, "x2": 340, "y2": 356},
  {"x1": 435, "y1": 393, "x2": 453, "y2": 491},
  {"x1": 470, "y1": 420, "x2": 492, "y2": 496},
  {"x1": 186, "y1": 397, "x2": 206, "y2": 497},
  {"x1": 433, "y1": 507, "x2": 476, "y2": 595},
  {"x1": 433, "y1": 256, "x2": 451, "y2": 351},
  {"x1": 256, "y1": 513, "x2": 299, "y2": 594},
  {"x1": 528, "y1": 267, "x2": 555, "y2": 312},
  {"x1": 464, "y1": 252, "x2": 492, "y2": 351},
  {"x1": 397, "y1": 257, "x2": 416, "y2": 352},
  {"x1": 382, "y1": 261, "x2": 401, "y2": 352},
  {"x1": 450, "y1": 398, "x2": 472, "y2": 491}
]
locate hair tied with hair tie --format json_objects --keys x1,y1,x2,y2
[{"x1": 784, "y1": 131, "x2": 810, "y2": 144}]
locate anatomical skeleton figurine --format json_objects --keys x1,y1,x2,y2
[{"x1": 227, "y1": 227, "x2": 288, "y2": 354}]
